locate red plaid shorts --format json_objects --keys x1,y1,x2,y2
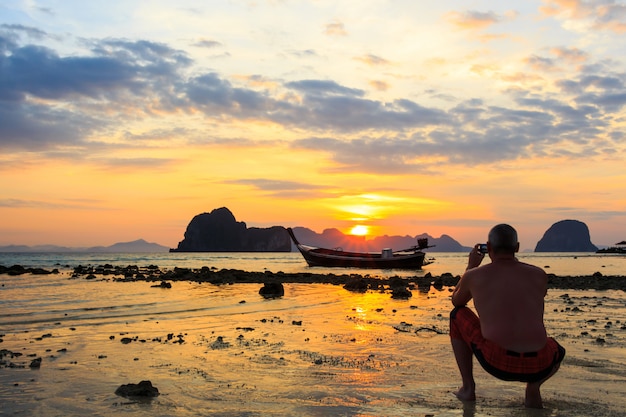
[{"x1": 450, "y1": 306, "x2": 565, "y2": 383}]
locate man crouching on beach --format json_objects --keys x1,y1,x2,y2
[{"x1": 450, "y1": 224, "x2": 565, "y2": 408}]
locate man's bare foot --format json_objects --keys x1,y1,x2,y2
[
  {"x1": 524, "y1": 398, "x2": 543, "y2": 409},
  {"x1": 454, "y1": 386, "x2": 476, "y2": 402}
]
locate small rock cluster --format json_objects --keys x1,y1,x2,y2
[
  {"x1": 115, "y1": 380, "x2": 160, "y2": 398},
  {"x1": 0, "y1": 265, "x2": 59, "y2": 275}
]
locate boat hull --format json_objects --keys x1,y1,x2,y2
[
  {"x1": 287, "y1": 228, "x2": 427, "y2": 269},
  {"x1": 298, "y1": 248, "x2": 426, "y2": 269}
]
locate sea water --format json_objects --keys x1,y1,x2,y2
[{"x1": 1, "y1": 251, "x2": 625, "y2": 277}]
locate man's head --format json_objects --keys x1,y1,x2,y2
[{"x1": 487, "y1": 224, "x2": 519, "y2": 254}]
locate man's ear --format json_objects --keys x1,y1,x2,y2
[{"x1": 515, "y1": 242, "x2": 520, "y2": 253}]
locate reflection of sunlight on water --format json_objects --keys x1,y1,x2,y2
[{"x1": 351, "y1": 306, "x2": 371, "y2": 332}]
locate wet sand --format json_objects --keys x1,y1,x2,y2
[{"x1": 1, "y1": 268, "x2": 626, "y2": 416}]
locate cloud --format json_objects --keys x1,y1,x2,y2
[
  {"x1": 540, "y1": 0, "x2": 626, "y2": 33},
  {"x1": 354, "y1": 54, "x2": 390, "y2": 66},
  {"x1": 285, "y1": 80, "x2": 365, "y2": 97},
  {"x1": 555, "y1": 73, "x2": 626, "y2": 112},
  {"x1": 228, "y1": 178, "x2": 325, "y2": 191},
  {"x1": 324, "y1": 20, "x2": 348, "y2": 37},
  {"x1": 445, "y1": 10, "x2": 503, "y2": 30},
  {"x1": 185, "y1": 72, "x2": 271, "y2": 116},
  {"x1": 542, "y1": 205, "x2": 626, "y2": 221},
  {"x1": 96, "y1": 157, "x2": 179, "y2": 170},
  {"x1": 1, "y1": 32, "x2": 191, "y2": 104},
  {"x1": 1, "y1": 27, "x2": 624, "y2": 174},
  {"x1": 291, "y1": 135, "x2": 438, "y2": 174},
  {"x1": 1, "y1": 24, "x2": 47, "y2": 40},
  {"x1": 226, "y1": 178, "x2": 329, "y2": 198},
  {"x1": 238, "y1": 74, "x2": 279, "y2": 89},
  {"x1": 0, "y1": 30, "x2": 192, "y2": 150},
  {"x1": 369, "y1": 80, "x2": 389, "y2": 91},
  {"x1": 3, "y1": 44, "x2": 140, "y2": 100},
  {"x1": 0, "y1": 198, "x2": 97, "y2": 209},
  {"x1": 0, "y1": 101, "x2": 102, "y2": 150},
  {"x1": 287, "y1": 71, "x2": 625, "y2": 174},
  {"x1": 444, "y1": 9, "x2": 517, "y2": 42},
  {"x1": 525, "y1": 54, "x2": 558, "y2": 72},
  {"x1": 550, "y1": 46, "x2": 589, "y2": 64},
  {"x1": 288, "y1": 49, "x2": 318, "y2": 58},
  {"x1": 192, "y1": 38, "x2": 222, "y2": 48}
]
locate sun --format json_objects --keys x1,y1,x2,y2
[{"x1": 349, "y1": 225, "x2": 370, "y2": 236}]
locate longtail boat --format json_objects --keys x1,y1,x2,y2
[{"x1": 287, "y1": 228, "x2": 432, "y2": 269}]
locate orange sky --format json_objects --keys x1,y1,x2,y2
[{"x1": 1, "y1": 1, "x2": 626, "y2": 251}]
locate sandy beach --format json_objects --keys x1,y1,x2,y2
[{"x1": 1, "y1": 267, "x2": 626, "y2": 416}]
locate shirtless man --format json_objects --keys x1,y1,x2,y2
[{"x1": 450, "y1": 224, "x2": 565, "y2": 408}]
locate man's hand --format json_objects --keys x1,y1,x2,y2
[{"x1": 466, "y1": 245, "x2": 485, "y2": 270}]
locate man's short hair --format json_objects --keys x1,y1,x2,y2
[{"x1": 488, "y1": 224, "x2": 518, "y2": 253}]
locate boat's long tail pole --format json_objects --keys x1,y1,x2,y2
[{"x1": 286, "y1": 227, "x2": 300, "y2": 245}]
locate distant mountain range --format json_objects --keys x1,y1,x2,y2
[
  {"x1": 170, "y1": 207, "x2": 472, "y2": 253},
  {"x1": 1, "y1": 210, "x2": 613, "y2": 253},
  {"x1": 0, "y1": 230, "x2": 470, "y2": 254},
  {"x1": 291, "y1": 227, "x2": 471, "y2": 252},
  {"x1": 0, "y1": 239, "x2": 170, "y2": 253}
]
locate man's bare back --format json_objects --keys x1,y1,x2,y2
[{"x1": 462, "y1": 259, "x2": 548, "y2": 352}]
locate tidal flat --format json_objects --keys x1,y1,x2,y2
[{"x1": 1, "y1": 268, "x2": 626, "y2": 416}]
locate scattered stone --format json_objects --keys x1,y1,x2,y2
[
  {"x1": 29, "y1": 358, "x2": 42, "y2": 368},
  {"x1": 391, "y1": 287, "x2": 412, "y2": 299},
  {"x1": 259, "y1": 282, "x2": 284, "y2": 298},
  {"x1": 415, "y1": 326, "x2": 445, "y2": 335},
  {"x1": 0, "y1": 265, "x2": 57, "y2": 275},
  {"x1": 393, "y1": 322, "x2": 414, "y2": 333},
  {"x1": 388, "y1": 277, "x2": 408, "y2": 288},
  {"x1": 236, "y1": 327, "x2": 255, "y2": 332},
  {"x1": 150, "y1": 281, "x2": 171, "y2": 289},
  {"x1": 64, "y1": 263, "x2": 626, "y2": 291},
  {"x1": 114, "y1": 380, "x2": 160, "y2": 398},
  {"x1": 343, "y1": 278, "x2": 369, "y2": 292},
  {"x1": 210, "y1": 336, "x2": 230, "y2": 350}
]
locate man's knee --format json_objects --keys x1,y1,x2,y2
[{"x1": 450, "y1": 305, "x2": 468, "y2": 320}]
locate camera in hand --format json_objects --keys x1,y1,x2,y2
[{"x1": 478, "y1": 244, "x2": 488, "y2": 254}]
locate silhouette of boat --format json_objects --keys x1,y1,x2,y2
[
  {"x1": 596, "y1": 241, "x2": 626, "y2": 254},
  {"x1": 287, "y1": 228, "x2": 432, "y2": 269}
]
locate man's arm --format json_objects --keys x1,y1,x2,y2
[
  {"x1": 451, "y1": 246, "x2": 484, "y2": 307},
  {"x1": 452, "y1": 273, "x2": 472, "y2": 307}
]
